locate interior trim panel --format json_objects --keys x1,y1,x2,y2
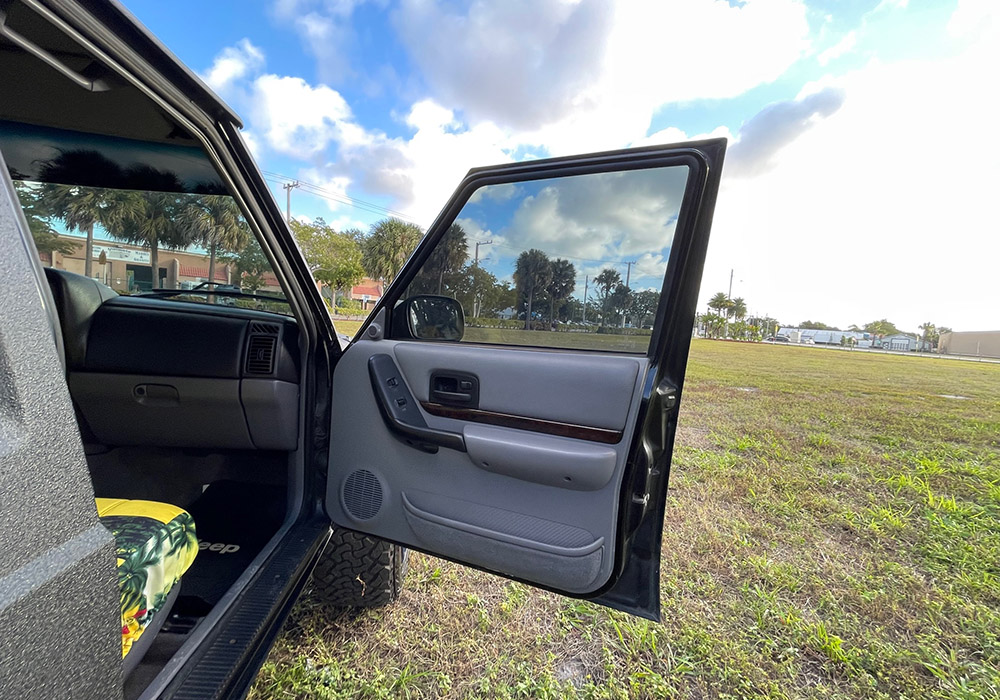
[
  {"x1": 394, "y1": 343, "x2": 640, "y2": 431},
  {"x1": 462, "y1": 424, "x2": 618, "y2": 490},
  {"x1": 401, "y1": 491, "x2": 604, "y2": 593},
  {"x1": 421, "y1": 402, "x2": 623, "y2": 444},
  {"x1": 326, "y1": 337, "x2": 651, "y2": 595}
]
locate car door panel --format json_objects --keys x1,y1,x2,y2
[
  {"x1": 393, "y1": 342, "x2": 641, "y2": 431},
  {"x1": 328, "y1": 337, "x2": 648, "y2": 594},
  {"x1": 462, "y1": 424, "x2": 618, "y2": 491},
  {"x1": 326, "y1": 140, "x2": 726, "y2": 618}
]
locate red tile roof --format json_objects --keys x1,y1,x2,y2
[
  {"x1": 178, "y1": 264, "x2": 228, "y2": 281},
  {"x1": 352, "y1": 284, "x2": 382, "y2": 297}
]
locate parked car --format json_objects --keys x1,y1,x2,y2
[{"x1": 0, "y1": 2, "x2": 724, "y2": 698}]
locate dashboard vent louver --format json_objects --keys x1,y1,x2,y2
[
  {"x1": 249, "y1": 322, "x2": 281, "y2": 335},
  {"x1": 245, "y1": 334, "x2": 277, "y2": 375}
]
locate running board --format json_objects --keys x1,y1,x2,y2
[{"x1": 157, "y1": 518, "x2": 331, "y2": 700}]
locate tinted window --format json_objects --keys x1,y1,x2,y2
[{"x1": 403, "y1": 165, "x2": 689, "y2": 353}]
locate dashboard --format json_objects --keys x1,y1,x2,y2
[{"x1": 46, "y1": 269, "x2": 301, "y2": 451}]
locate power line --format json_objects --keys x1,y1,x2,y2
[
  {"x1": 263, "y1": 175, "x2": 410, "y2": 221},
  {"x1": 261, "y1": 170, "x2": 418, "y2": 223}
]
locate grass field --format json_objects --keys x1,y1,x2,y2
[
  {"x1": 249, "y1": 340, "x2": 1000, "y2": 699},
  {"x1": 335, "y1": 319, "x2": 650, "y2": 352}
]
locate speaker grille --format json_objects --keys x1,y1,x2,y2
[{"x1": 343, "y1": 470, "x2": 382, "y2": 520}]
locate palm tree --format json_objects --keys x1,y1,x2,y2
[
  {"x1": 182, "y1": 195, "x2": 250, "y2": 287},
  {"x1": 102, "y1": 190, "x2": 194, "y2": 288},
  {"x1": 707, "y1": 291, "x2": 734, "y2": 324},
  {"x1": 362, "y1": 218, "x2": 424, "y2": 286},
  {"x1": 514, "y1": 249, "x2": 552, "y2": 330},
  {"x1": 594, "y1": 268, "x2": 622, "y2": 325},
  {"x1": 38, "y1": 184, "x2": 106, "y2": 277},
  {"x1": 36, "y1": 149, "x2": 128, "y2": 278},
  {"x1": 545, "y1": 258, "x2": 576, "y2": 326},
  {"x1": 918, "y1": 322, "x2": 935, "y2": 352},
  {"x1": 731, "y1": 297, "x2": 747, "y2": 320},
  {"x1": 12, "y1": 181, "x2": 76, "y2": 262},
  {"x1": 422, "y1": 223, "x2": 468, "y2": 295}
]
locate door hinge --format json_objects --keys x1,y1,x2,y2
[{"x1": 655, "y1": 380, "x2": 678, "y2": 410}]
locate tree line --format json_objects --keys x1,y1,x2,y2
[
  {"x1": 17, "y1": 154, "x2": 659, "y2": 329},
  {"x1": 698, "y1": 290, "x2": 952, "y2": 348},
  {"x1": 12, "y1": 149, "x2": 258, "y2": 291}
]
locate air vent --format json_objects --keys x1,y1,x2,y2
[
  {"x1": 249, "y1": 322, "x2": 281, "y2": 335},
  {"x1": 342, "y1": 470, "x2": 383, "y2": 520},
  {"x1": 245, "y1": 335, "x2": 277, "y2": 375}
]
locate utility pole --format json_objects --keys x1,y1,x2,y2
[
  {"x1": 582, "y1": 275, "x2": 588, "y2": 323},
  {"x1": 474, "y1": 240, "x2": 492, "y2": 266},
  {"x1": 724, "y1": 268, "x2": 734, "y2": 338},
  {"x1": 282, "y1": 181, "x2": 300, "y2": 224},
  {"x1": 472, "y1": 240, "x2": 492, "y2": 318},
  {"x1": 622, "y1": 261, "x2": 635, "y2": 328}
]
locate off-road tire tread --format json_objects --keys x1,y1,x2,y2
[{"x1": 310, "y1": 528, "x2": 407, "y2": 608}]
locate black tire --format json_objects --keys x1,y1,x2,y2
[{"x1": 310, "y1": 528, "x2": 409, "y2": 608}]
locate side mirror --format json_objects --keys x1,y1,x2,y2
[{"x1": 403, "y1": 295, "x2": 465, "y2": 341}]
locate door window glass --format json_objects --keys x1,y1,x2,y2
[{"x1": 402, "y1": 165, "x2": 690, "y2": 353}]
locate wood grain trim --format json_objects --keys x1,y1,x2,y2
[{"x1": 420, "y1": 402, "x2": 623, "y2": 445}]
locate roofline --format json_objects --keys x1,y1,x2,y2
[{"x1": 60, "y1": 0, "x2": 243, "y2": 127}]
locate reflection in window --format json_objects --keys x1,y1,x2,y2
[
  {"x1": 405, "y1": 165, "x2": 689, "y2": 353},
  {"x1": 16, "y1": 180, "x2": 291, "y2": 315}
]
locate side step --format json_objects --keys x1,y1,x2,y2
[{"x1": 156, "y1": 519, "x2": 331, "y2": 700}]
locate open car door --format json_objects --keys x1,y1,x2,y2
[{"x1": 326, "y1": 140, "x2": 725, "y2": 620}]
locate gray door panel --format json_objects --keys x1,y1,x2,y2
[
  {"x1": 327, "y1": 338, "x2": 648, "y2": 593},
  {"x1": 462, "y1": 424, "x2": 617, "y2": 491},
  {"x1": 325, "y1": 140, "x2": 726, "y2": 614},
  {"x1": 394, "y1": 342, "x2": 640, "y2": 431}
]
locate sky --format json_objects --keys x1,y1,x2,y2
[
  {"x1": 121, "y1": 0, "x2": 999, "y2": 333},
  {"x1": 453, "y1": 166, "x2": 688, "y2": 295}
]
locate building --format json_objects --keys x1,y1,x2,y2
[
  {"x1": 345, "y1": 278, "x2": 384, "y2": 312},
  {"x1": 939, "y1": 330, "x2": 1000, "y2": 358},
  {"x1": 876, "y1": 333, "x2": 929, "y2": 352},
  {"x1": 778, "y1": 327, "x2": 871, "y2": 346},
  {"x1": 41, "y1": 233, "x2": 280, "y2": 293}
]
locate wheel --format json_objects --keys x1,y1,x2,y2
[{"x1": 310, "y1": 528, "x2": 409, "y2": 608}]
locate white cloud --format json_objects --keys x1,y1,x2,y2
[
  {"x1": 725, "y1": 86, "x2": 845, "y2": 177},
  {"x1": 202, "y1": 2, "x2": 996, "y2": 332},
  {"x1": 817, "y1": 31, "x2": 857, "y2": 66},
  {"x1": 249, "y1": 75, "x2": 353, "y2": 158},
  {"x1": 392, "y1": 0, "x2": 810, "y2": 151},
  {"x1": 324, "y1": 100, "x2": 513, "y2": 225},
  {"x1": 489, "y1": 168, "x2": 687, "y2": 285},
  {"x1": 701, "y1": 21, "x2": 1000, "y2": 332},
  {"x1": 271, "y1": 0, "x2": 375, "y2": 84},
  {"x1": 201, "y1": 39, "x2": 265, "y2": 93}
]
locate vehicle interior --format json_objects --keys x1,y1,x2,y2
[{"x1": 1, "y1": 3, "x2": 305, "y2": 696}]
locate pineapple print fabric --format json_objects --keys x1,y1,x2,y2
[{"x1": 96, "y1": 499, "x2": 198, "y2": 658}]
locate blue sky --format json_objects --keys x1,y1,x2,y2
[{"x1": 121, "y1": 0, "x2": 998, "y2": 332}]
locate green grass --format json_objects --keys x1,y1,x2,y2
[
  {"x1": 335, "y1": 320, "x2": 651, "y2": 352},
  {"x1": 249, "y1": 340, "x2": 1000, "y2": 699}
]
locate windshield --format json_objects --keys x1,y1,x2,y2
[
  {"x1": 15, "y1": 180, "x2": 292, "y2": 316},
  {"x1": 3, "y1": 121, "x2": 291, "y2": 316}
]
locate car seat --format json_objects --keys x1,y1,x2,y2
[{"x1": 96, "y1": 499, "x2": 198, "y2": 675}]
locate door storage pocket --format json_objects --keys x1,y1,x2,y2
[{"x1": 401, "y1": 491, "x2": 604, "y2": 593}]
